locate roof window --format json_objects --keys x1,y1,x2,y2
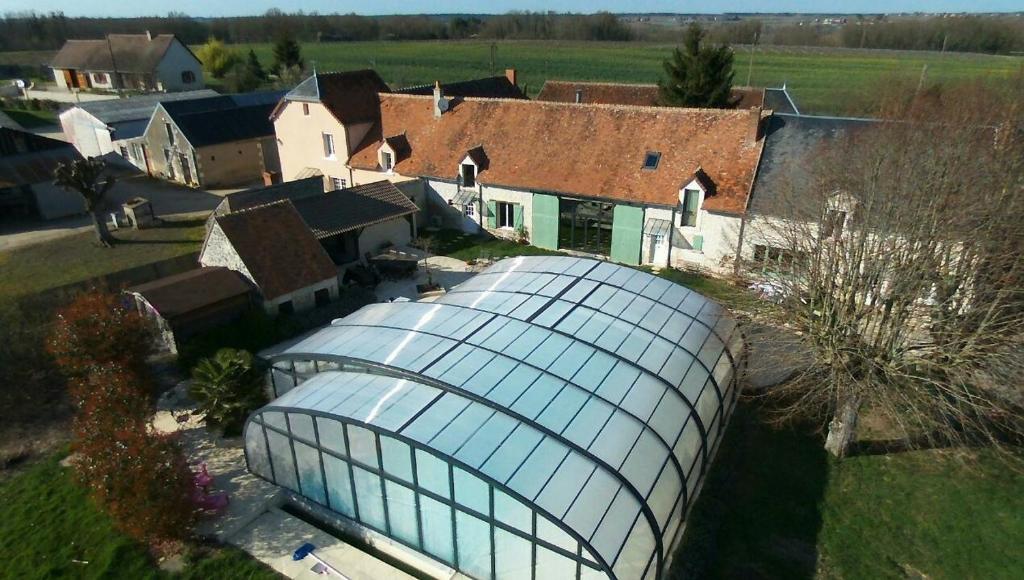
[{"x1": 643, "y1": 151, "x2": 661, "y2": 170}]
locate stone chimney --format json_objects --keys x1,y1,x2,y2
[
  {"x1": 433, "y1": 81, "x2": 445, "y2": 118},
  {"x1": 145, "y1": 30, "x2": 152, "y2": 41},
  {"x1": 505, "y1": 68, "x2": 517, "y2": 86}
]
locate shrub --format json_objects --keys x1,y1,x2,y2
[
  {"x1": 190, "y1": 349, "x2": 267, "y2": 436},
  {"x1": 48, "y1": 290, "x2": 153, "y2": 378}
]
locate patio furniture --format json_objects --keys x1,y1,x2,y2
[{"x1": 370, "y1": 249, "x2": 419, "y2": 279}]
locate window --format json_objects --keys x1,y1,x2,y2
[
  {"x1": 91, "y1": 72, "x2": 108, "y2": 84},
  {"x1": 322, "y1": 133, "x2": 335, "y2": 158},
  {"x1": 381, "y1": 151, "x2": 393, "y2": 172},
  {"x1": 497, "y1": 201, "x2": 515, "y2": 228},
  {"x1": 679, "y1": 188, "x2": 700, "y2": 227},
  {"x1": 330, "y1": 177, "x2": 346, "y2": 191},
  {"x1": 119, "y1": 145, "x2": 129, "y2": 159},
  {"x1": 461, "y1": 163, "x2": 476, "y2": 188},
  {"x1": 822, "y1": 209, "x2": 847, "y2": 238},
  {"x1": 314, "y1": 288, "x2": 330, "y2": 307},
  {"x1": 464, "y1": 202, "x2": 475, "y2": 218},
  {"x1": 164, "y1": 122, "x2": 175, "y2": 146},
  {"x1": 753, "y1": 244, "x2": 801, "y2": 272},
  {"x1": 302, "y1": 103, "x2": 310, "y2": 116},
  {"x1": 643, "y1": 151, "x2": 661, "y2": 170},
  {"x1": 181, "y1": 71, "x2": 195, "y2": 83},
  {"x1": 278, "y1": 300, "x2": 294, "y2": 315}
]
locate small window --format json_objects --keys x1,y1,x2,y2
[
  {"x1": 643, "y1": 151, "x2": 661, "y2": 170},
  {"x1": 822, "y1": 209, "x2": 847, "y2": 238},
  {"x1": 461, "y1": 163, "x2": 476, "y2": 188},
  {"x1": 322, "y1": 133, "x2": 335, "y2": 158},
  {"x1": 464, "y1": 202, "x2": 475, "y2": 218},
  {"x1": 278, "y1": 301, "x2": 294, "y2": 315},
  {"x1": 314, "y1": 288, "x2": 330, "y2": 307},
  {"x1": 302, "y1": 103, "x2": 310, "y2": 116},
  {"x1": 210, "y1": 155, "x2": 216, "y2": 161},
  {"x1": 181, "y1": 71, "x2": 195, "y2": 83},
  {"x1": 164, "y1": 122, "x2": 175, "y2": 146},
  {"x1": 679, "y1": 188, "x2": 700, "y2": 227},
  {"x1": 91, "y1": 72, "x2": 108, "y2": 84},
  {"x1": 119, "y1": 145, "x2": 128, "y2": 159},
  {"x1": 331, "y1": 177, "x2": 346, "y2": 191},
  {"x1": 496, "y1": 202, "x2": 515, "y2": 229},
  {"x1": 381, "y1": 151, "x2": 393, "y2": 172}
]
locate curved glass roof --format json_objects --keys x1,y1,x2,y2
[{"x1": 245, "y1": 256, "x2": 744, "y2": 580}]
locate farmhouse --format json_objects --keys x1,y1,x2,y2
[
  {"x1": 50, "y1": 32, "x2": 204, "y2": 93},
  {"x1": 58, "y1": 89, "x2": 219, "y2": 168},
  {"x1": 274, "y1": 71, "x2": 767, "y2": 270},
  {"x1": 140, "y1": 92, "x2": 284, "y2": 188}
]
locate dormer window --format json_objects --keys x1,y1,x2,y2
[
  {"x1": 680, "y1": 188, "x2": 700, "y2": 227},
  {"x1": 643, "y1": 151, "x2": 661, "y2": 171},
  {"x1": 381, "y1": 151, "x2": 394, "y2": 172},
  {"x1": 461, "y1": 163, "x2": 476, "y2": 188}
]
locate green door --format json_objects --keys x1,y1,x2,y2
[
  {"x1": 610, "y1": 205, "x2": 643, "y2": 265},
  {"x1": 531, "y1": 194, "x2": 559, "y2": 250}
]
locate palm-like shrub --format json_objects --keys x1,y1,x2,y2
[{"x1": 189, "y1": 348, "x2": 267, "y2": 436}]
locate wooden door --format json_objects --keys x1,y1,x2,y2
[
  {"x1": 75, "y1": 71, "x2": 90, "y2": 88},
  {"x1": 62, "y1": 69, "x2": 76, "y2": 88}
]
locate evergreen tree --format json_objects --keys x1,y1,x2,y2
[
  {"x1": 658, "y1": 24, "x2": 735, "y2": 108},
  {"x1": 272, "y1": 34, "x2": 303, "y2": 75},
  {"x1": 245, "y1": 49, "x2": 266, "y2": 80}
]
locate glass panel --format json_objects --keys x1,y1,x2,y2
[
  {"x1": 453, "y1": 467, "x2": 490, "y2": 514},
  {"x1": 420, "y1": 494, "x2": 455, "y2": 564},
  {"x1": 494, "y1": 528, "x2": 533, "y2": 580},
  {"x1": 266, "y1": 429, "x2": 298, "y2": 491},
  {"x1": 507, "y1": 438, "x2": 569, "y2": 500},
  {"x1": 295, "y1": 441, "x2": 326, "y2": 505},
  {"x1": 316, "y1": 417, "x2": 347, "y2": 456},
  {"x1": 535, "y1": 452, "x2": 595, "y2": 519},
  {"x1": 352, "y1": 466, "x2": 386, "y2": 532},
  {"x1": 380, "y1": 437, "x2": 413, "y2": 483},
  {"x1": 564, "y1": 470, "x2": 620, "y2": 538},
  {"x1": 385, "y1": 480, "x2": 420, "y2": 548},
  {"x1": 611, "y1": 517, "x2": 656, "y2": 580},
  {"x1": 323, "y1": 454, "x2": 355, "y2": 517},
  {"x1": 347, "y1": 425, "x2": 379, "y2": 469},
  {"x1": 536, "y1": 516, "x2": 577, "y2": 553},
  {"x1": 244, "y1": 424, "x2": 271, "y2": 480},
  {"x1": 494, "y1": 490, "x2": 532, "y2": 533},
  {"x1": 536, "y1": 545, "x2": 577, "y2": 580},
  {"x1": 481, "y1": 425, "x2": 544, "y2": 483},
  {"x1": 456, "y1": 510, "x2": 493, "y2": 579},
  {"x1": 589, "y1": 489, "x2": 640, "y2": 563},
  {"x1": 288, "y1": 413, "x2": 316, "y2": 444},
  {"x1": 416, "y1": 449, "x2": 451, "y2": 499}
]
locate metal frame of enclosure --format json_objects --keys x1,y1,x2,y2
[{"x1": 244, "y1": 256, "x2": 746, "y2": 580}]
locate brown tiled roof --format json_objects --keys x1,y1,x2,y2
[
  {"x1": 214, "y1": 201, "x2": 337, "y2": 300},
  {"x1": 127, "y1": 267, "x2": 251, "y2": 321},
  {"x1": 536, "y1": 80, "x2": 764, "y2": 110},
  {"x1": 349, "y1": 94, "x2": 764, "y2": 214},
  {"x1": 50, "y1": 34, "x2": 188, "y2": 73},
  {"x1": 275, "y1": 70, "x2": 390, "y2": 125}
]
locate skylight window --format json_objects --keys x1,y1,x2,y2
[{"x1": 643, "y1": 151, "x2": 661, "y2": 170}]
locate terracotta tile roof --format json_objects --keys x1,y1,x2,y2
[
  {"x1": 50, "y1": 34, "x2": 188, "y2": 73},
  {"x1": 127, "y1": 267, "x2": 251, "y2": 321},
  {"x1": 536, "y1": 80, "x2": 765, "y2": 110},
  {"x1": 277, "y1": 70, "x2": 390, "y2": 125},
  {"x1": 214, "y1": 201, "x2": 337, "y2": 300},
  {"x1": 349, "y1": 94, "x2": 764, "y2": 214}
]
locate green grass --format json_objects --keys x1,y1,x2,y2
[
  {"x1": 0, "y1": 454, "x2": 279, "y2": 579},
  {"x1": 673, "y1": 403, "x2": 1024, "y2": 579},
  {"x1": 1, "y1": 107, "x2": 58, "y2": 128},
  {"x1": 223, "y1": 41, "x2": 1022, "y2": 115},
  {"x1": 0, "y1": 219, "x2": 206, "y2": 305},
  {"x1": 419, "y1": 228, "x2": 562, "y2": 262}
]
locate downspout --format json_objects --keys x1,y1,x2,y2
[{"x1": 668, "y1": 207, "x2": 676, "y2": 269}]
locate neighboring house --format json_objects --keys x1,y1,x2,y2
[
  {"x1": 126, "y1": 267, "x2": 253, "y2": 353},
  {"x1": 59, "y1": 89, "x2": 219, "y2": 169},
  {"x1": 140, "y1": 92, "x2": 285, "y2": 188},
  {"x1": 213, "y1": 176, "x2": 420, "y2": 266},
  {"x1": 200, "y1": 200, "x2": 340, "y2": 315},
  {"x1": 50, "y1": 32, "x2": 204, "y2": 93},
  {"x1": 535, "y1": 80, "x2": 783, "y2": 110},
  {"x1": 0, "y1": 127, "x2": 85, "y2": 220},
  {"x1": 395, "y1": 69, "x2": 527, "y2": 100}
]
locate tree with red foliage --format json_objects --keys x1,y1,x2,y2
[{"x1": 48, "y1": 290, "x2": 153, "y2": 377}]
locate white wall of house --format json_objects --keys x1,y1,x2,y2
[
  {"x1": 59, "y1": 108, "x2": 112, "y2": 158},
  {"x1": 154, "y1": 40, "x2": 205, "y2": 92},
  {"x1": 481, "y1": 183, "x2": 533, "y2": 240},
  {"x1": 274, "y1": 100, "x2": 352, "y2": 181},
  {"x1": 53, "y1": 69, "x2": 70, "y2": 89},
  {"x1": 359, "y1": 218, "x2": 413, "y2": 256},
  {"x1": 262, "y1": 278, "x2": 339, "y2": 315}
]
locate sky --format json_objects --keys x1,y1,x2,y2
[{"x1": 0, "y1": 0, "x2": 1020, "y2": 18}]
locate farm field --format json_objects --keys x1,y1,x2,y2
[{"x1": 226, "y1": 41, "x2": 1023, "y2": 115}]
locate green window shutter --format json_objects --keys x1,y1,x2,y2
[
  {"x1": 692, "y1": 234, "x2": 704, "y2": 251},
  {"x1": 486, "y1": 200, "x2": 497, "y2": 229},
  {"x1": 513, "y1": 204, "x2": 524, "y2": 231},
  {"x1": 531, "y1": 194, "x2": 559, "y2": 250},
  {"x1": 610, "y1": 205, "x2": 644, "y2": 266}
]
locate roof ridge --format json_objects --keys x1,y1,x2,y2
[{"x1": 380, "y1": 92, "x2": 753, "y2": 117}]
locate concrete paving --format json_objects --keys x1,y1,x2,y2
[{"x1": 375, "y1": 248, "x2": 475, "y2": 303}]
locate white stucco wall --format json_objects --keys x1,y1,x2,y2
[
  {"x1": 481, "y1": 184, "x2": 533, "y2": 241},
  {"x1": 274, "y1": 101, "x2": 352, "y2": 182},
  {"x1": 60, "y1": 108, "x2": 113, "y2": 158},
  {"x1": 358, "y1": 217, "x2": 413, "y2": 255},
  {"x1": 154, "y1": 40, "x2": 205, "y2": 92},
  {"x1": 262, "y1": 278, "x2": 339, "y2": 315},
  {"x1": 53, "y1": 69, "x2": 70, "y2": 89}
]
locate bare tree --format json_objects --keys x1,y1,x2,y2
[
  {"x1": 54, "y1": 158, "x2": 117, "y2": 247},
  {"x1": 746, "y1": 80, "x2": 1024, "y2": 458}
]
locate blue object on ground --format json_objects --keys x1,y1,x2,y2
[{"x1": 293, "y1": 542, "x2": 316, "y2": 561}]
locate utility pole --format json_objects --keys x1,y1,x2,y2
[
  {"x1": 941, "y1": 33, "x2": 949, "y2": 53},
  {"x1": 489, "y1": 43, "x2": 497, "y2": 76},
  {"x1": 746, "y1": 32, "x2": 758, "y2": 87},
  {"x1": 917, "y1": 64, "x2": 929, "y2": 93}
]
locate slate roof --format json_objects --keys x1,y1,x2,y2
[
  {"x1": 764, "y1": 88, "x2": 800, "y2": 115},
  {"x1": 51, "y1": 34, "x2": 192, "y2": 73},
  {"x1": 536, "y1": 80, "x2": 765, "y2": 109},
  {"x1": 277, "y1": 70, "x2": 390, "y2": 124},
  {"x1": 213, "y1": 201, "x2": 337, "y2": 300},
  {"x1": 749, "y1": 113, "x2": 878, "y2": 217},
  {"x1": 74, "y1": 90, "x2": 219, "y2": 125},
  {"x1": 349, "y1": 94, "x2": 764, "y2": 214},
  {"x1": 161, "y1": 92, "x2": 285, "y2": 148},
  {"x1": 294, "y1": 180, "x2": 419, "y2": 239},
  {"x1": 396, "y1": 76, "x2": 527, "y2": 100},
  {"x1": 0, "y1": 110, "x2": 23, "y2": 130},
  {"x1": 127, "y1": 267, "x2": 251, "y2": 321},
  {"x1": 0, "y1": 128, "x2": 82, "y2": 187},
  {"x1": 218, "y1": 175, "x2": 325, "y2": 215}
]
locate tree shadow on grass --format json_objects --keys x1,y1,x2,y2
[{"x1": 669, "y1": 401, "x2": 829, "y2": 580}]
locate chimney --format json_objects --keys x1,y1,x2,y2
[
  {"x1": 145, "y1": 30, "x2": 152, "y2": 41},
  {"x1": 433, "y1": 81, "x2": 444, "y2": 118},
  {"x1": 575, "y1": 88, "x2": 583, "y2": 104},
  {"x1": 505, "y1": 68, "x2": 517, "y2": 86}
]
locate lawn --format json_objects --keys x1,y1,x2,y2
[
  {"x1": 0, "y1": 453, "x2": 280, "y2": 579},
  {"x1": 1, "y1": 107, "x2": 58, "y2": 128},
  {"x1": 223, "y1": 41, "x2": 1022, "y2": 115},
  {"x1": 419, "y1": 228, "x2": 562, "y2": 262},
  {"x1": 0, "y1": 219, "x2": 206, "y2": 305},
  {"x1": 672, "y1": 402, "x2": 1024, "y2": 579}
]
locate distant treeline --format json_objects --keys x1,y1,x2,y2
[
  {"x1": 0, "y1": 11, "x2": 632, "y2": 51},
  {"x1": 0, "y1": 11, "x2": 1021, "y2": 55}
]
